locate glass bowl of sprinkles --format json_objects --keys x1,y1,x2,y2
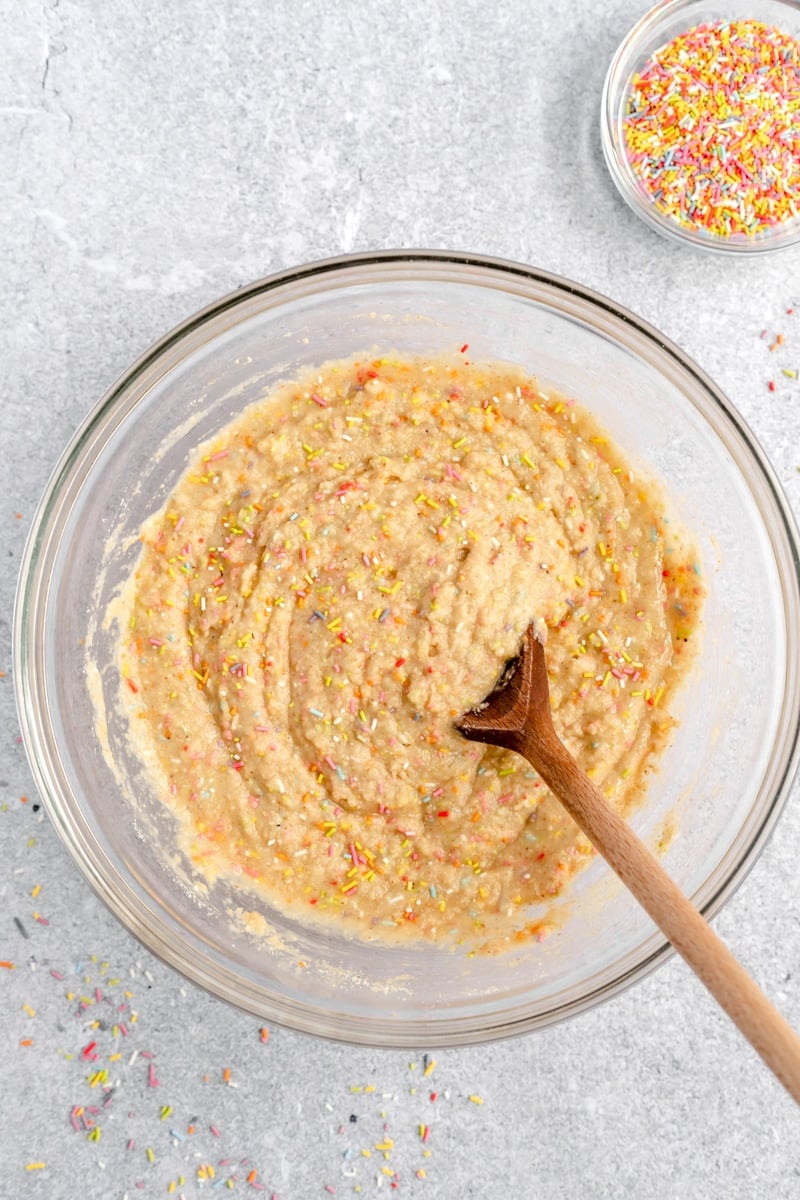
[
  {"x1": 14, "y1": 250, "x2": 800, "y2": 1047},
  {"x1": 602, "y1": 0, "x2": 800, "y2": 252}
]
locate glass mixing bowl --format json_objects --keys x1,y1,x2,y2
[
  {"x1": 14, "y1": 251, "x2": 800, "y2": 1046},
  {"x1": 601, "y1": 0, "x2": 800, "y2": 254}
]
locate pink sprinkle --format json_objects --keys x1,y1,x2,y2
[
  {"x1": 127, "y1": 1139, "x2": 135, "y2": 1151},
  {"x1": 148, "y1": 1063, "x2": 159, "y2": 1088},
  {"x1": 206, "y1": 449, "x2": 229, "y2": 463},
  {"x1": 254, "y1": 726, "x2": 270, "y2": 734},
  {"x1": 210, "y1": 1125, "x2": 220, "y2": 1137},
  {"x1": 175, "y1": 516, "x2": 185, "y2": 532},
  {"x1": 119, "y1": 1022, "x2": 128, "y2": 1036},
  {"x1": 311, "y1": 393, "x2": 328, "y2": 407},
  {"x1": 140, "y1": 1051, "x2": 154, "y2": 1060},
  {"x1": 325, "y1": 1188, "x2": 336, "y2": 1195},
  {"x1": 35, "y1": 914, "x2": 49, "y2": 926},
  {"x1": 50, "y1": 969, "x2": 64, "y2": 980},
  {"x1": 95, "y1": 987, "x2": 103, "y2": 1002},
  {"x1": 324, "y1": 755, "x2": 337, "y2": 770},
  {"x1": 432, "y1": 787, "x2": 443, "y2": 798},
  {"x1": 300, "y1": 546, "x2": 307, "y2": 563}
]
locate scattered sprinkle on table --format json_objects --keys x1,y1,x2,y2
[{"x1": 624, "y1": 19, "x2": 800, "y2": 238}]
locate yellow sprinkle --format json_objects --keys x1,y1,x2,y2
[
  {"x1": 452, "y1": 436, "x2": 467, "y2": 449},
  {"x1": 469, "y1": 1094, "x2": 484, "y2": 1105},
  {"x1": 146, "y1": 1147, "x2": 155, "y2": 1163},
  {"x1": 423, "y1": 1058, "x2": 436, "y2": 1076},
  {"x1": 25, "y1": 1163, "x2": 46, "y2": 1171},
  {"x1": 23, "y1": 1004, "x2": 36, "y2": 1017}
]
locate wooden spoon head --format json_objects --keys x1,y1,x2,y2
[{"x1": 455, "y1": 623, "x2": 552, "y2": 754}]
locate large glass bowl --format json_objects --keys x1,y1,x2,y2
[
  {"x1": 14, "y1": 251, "x2": 800, "y2": 1046},
  {"x1": 601, "y1": 0, "x2": 800, "y2": 254}
]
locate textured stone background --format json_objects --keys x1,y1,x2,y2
[{"x1": 2, "y1": 1, "x2": 799, "y2": 1197}]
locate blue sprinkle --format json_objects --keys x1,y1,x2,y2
[
  {"x1": 335, "y1": 766, "x2": 346, "y2": 781},
  {"x1": 308, "y1": 707, "x2": 324, "y2": 719}
]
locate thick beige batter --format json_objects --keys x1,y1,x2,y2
[{"x1": 119, "y1": 354, "x2": 702, "y2": 944}]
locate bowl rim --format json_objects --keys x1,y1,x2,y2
[
  {"x1": 13, "y1": 248, "x2": 800, "y2": 1046},
  {"x1": 600, "y1": 0, "x2": 800, "y2": 255}
]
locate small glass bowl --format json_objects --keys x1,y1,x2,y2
[
  {"x1": 13, "y1": 251, "x2": 800, "y2": 1046},
  {"x1": 601, "y1": 0, "x2": 800, "y2": 254}
]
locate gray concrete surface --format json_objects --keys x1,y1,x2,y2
[{"x1": 2, "y1": 1, "x2": 799, "y2": 1197}]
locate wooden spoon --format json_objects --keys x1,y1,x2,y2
[{"x1": 456, "y1": 623, "x2": 800, "y2": 1103}]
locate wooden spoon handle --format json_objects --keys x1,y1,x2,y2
[{"x1": 522, "y1": 728, "x2": 800, "y2": 1104}]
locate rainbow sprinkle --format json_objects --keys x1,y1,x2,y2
[{"x1": 624, "y1": 19, "x2": 800, "y2": 238}]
